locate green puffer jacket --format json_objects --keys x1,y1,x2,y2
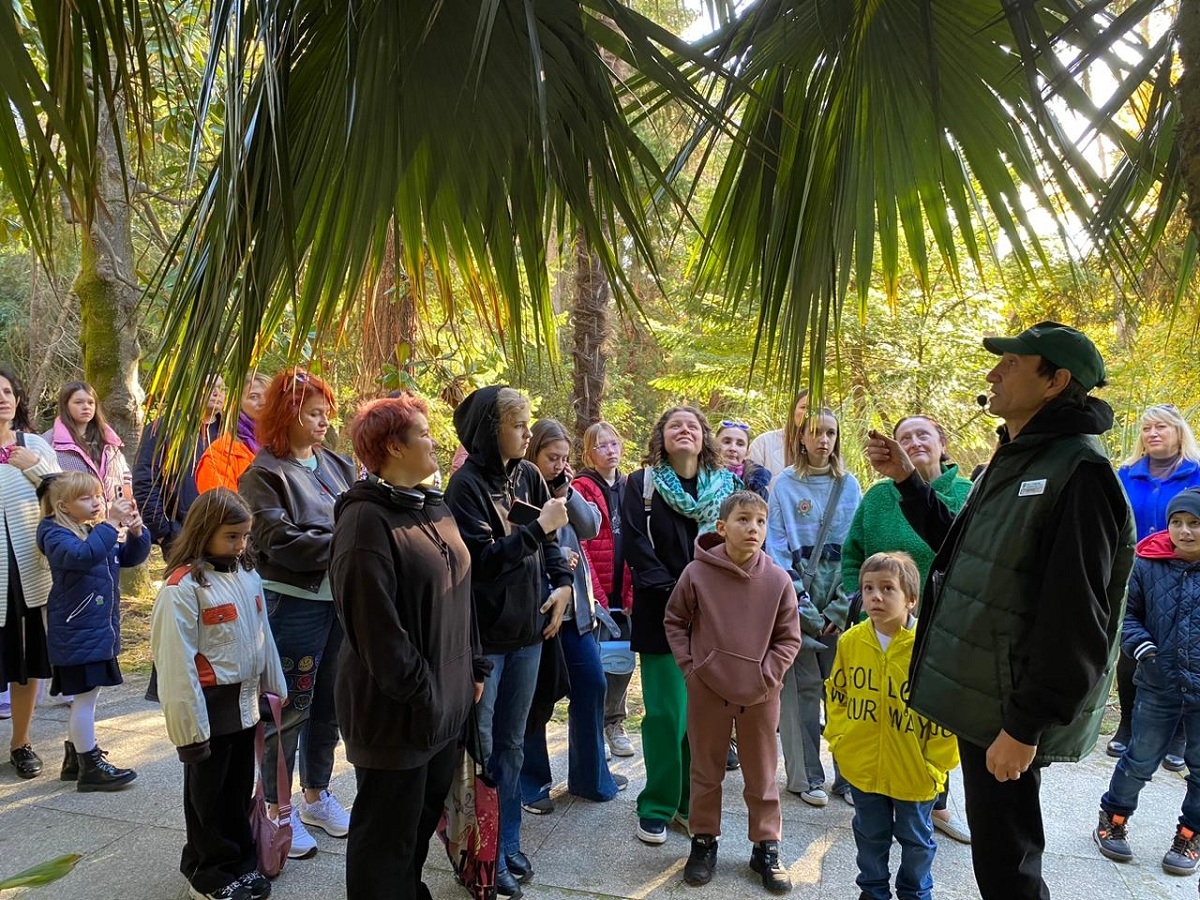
[{"x1": 899, "y1": 397, "x2": 1135, "y2": 763}]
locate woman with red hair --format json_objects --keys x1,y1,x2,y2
[
  {"x1": 238, "y1": 368, "x2": 356, "y2": 860},
  {"x1": 330, "y1": 394, "x2": 489, "y2": 900}
]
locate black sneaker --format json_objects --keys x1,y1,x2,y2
[
  {"x1": 637, "y1": 817, "x2": 668, "y2": 845},
  {"x1": 521, "y1": 797, "x2": 554, "y2": 815},
  {"x1": 749, "y1": 840, "x2": 792, "y2": 894},
  {"x1": 726, "y1": 740, "x2": 740, "y2": 771},
  {"x1": 684, "y1": 834, "x2": 718, "y2": 886},
  {"x1": 495, "y1": 869, "x2": 523, "y2": 899},
  {"x1": 1094, "y1": 810, "x2": 1132, "y2": 862},
  {"x1": 505, "y1": 852, "x2": 534, "y2": 883},
  {"x1": 188, "y1": 881, "x2": 252, "y2": 900},
  {"x1": 1163, "y1": 824, "x2": 1200, "y2": 875},
  {"x1": 234, "y1": 870, "x2": 271, "y2": 900},
  {"x1": 10, "y1": 744, "x2": 43, "y2": 778}
]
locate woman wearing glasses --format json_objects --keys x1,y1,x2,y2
[
  {"x1": 715, "y1": 421, "x2": 771, "y2": 501},
  {"x1": 1108, "y1": 404, "x2": 1200, "y2": 766}
]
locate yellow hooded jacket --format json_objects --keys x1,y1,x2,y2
[{"x1": 824, "y1": 619, "x2": 959, "y2": 802}]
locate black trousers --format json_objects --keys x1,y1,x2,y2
[
  {"x1": 181, "y1": 727, "x2": 257, "y2": 894},
  {"x1": 958, "y1": 738, "x2": 1049, "y2": 900},
  {"x1": 346, "y1": 740, "x2": 459, "y2": 900}
]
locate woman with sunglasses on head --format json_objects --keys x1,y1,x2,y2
[
  {"x1": 1107, "y1": 404, "x2": 1200, "y2": 767},
  {"x1": 716, "y1": 421, "x2": 771, "y2": 501},
  {"x1": 840, "y1": 414, "x2": 973, "y2": 843}
]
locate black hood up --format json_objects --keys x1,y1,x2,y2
[{"x1": 454, "y1": 385, "x2": 516, "y2": 482}]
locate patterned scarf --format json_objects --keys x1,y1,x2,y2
[
  {"x1": 237, "y1": 412, "x2": 260, "y2": 454},
  {"x1": 651, "y1": 463, "x2": 737, "y2": 534}
]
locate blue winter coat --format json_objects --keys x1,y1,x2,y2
[
  {"x1": 36, "y1": 520, "x2": 151, "y2": 666},
  {"x1": 1121, "y1": 531, "x2": 1200, "y2": 696},
  {"x1": 1118, "y1": 457, "x2": 1200, "y2": 540}
]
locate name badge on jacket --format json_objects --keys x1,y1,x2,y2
[{"x1": 1018, "y1": 479, "x2": 1047, "y2": 497}]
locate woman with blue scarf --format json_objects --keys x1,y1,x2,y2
[{"x1": 622, "y1": 406, "x2": 737, "y2": 845}]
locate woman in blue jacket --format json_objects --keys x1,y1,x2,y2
[
  {"x1": 37, "y1": 471, "x2": 150, "y2": 791},
  {"x1": 1110, "y1": 404, "x2": 1200, "y2": 765}
]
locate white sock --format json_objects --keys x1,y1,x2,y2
[{"x1": 68, "y1": 688, "x2": 100, "y2": 751}]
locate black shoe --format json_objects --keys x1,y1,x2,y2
[
  {"x1": 234, "y1": 871, "x2": 271, "y2": 900},
  {"x1": 505, "y1": 852, "x2": 534, "y2": 883},
  {"x1": 749, "y1": 840, "x2": 792, "y2": 894},
  {"x1": 1106, "y1": 723, "x2": 1132, "y2": 758},
  {"x1": 495, "y1": 870, "x2": 523, "y2": 899},
  {"x1": 60, "y1": 741, "x2": 79, "y2": 781},
  {"x1": 77, "y1": 745, "x2": 136, "y2": 792},
  {"x1": 684, "y1": 834, "x2": 718, "y2": 886},
  {"x1": 726, "y1": 740, "x2": 740, "y2": 771},
  {"x1": 10, "y1": 744, "x2": 42, "y2": 778},
  {"x1": 1162, "y1": 754, "x2": 1187, "y2": 773},
  {"x1": 188, "y1": 882, "x2": 252, "y2": 900}
]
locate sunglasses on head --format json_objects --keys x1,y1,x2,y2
[{"x1": 719, "y1": 420, "x2": 750, "y2": 432}]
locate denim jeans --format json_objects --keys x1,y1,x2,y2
[
  {"x1": 478, "y1": 641, "x2": 542, "y2": 873},
  {"x1": 262, "y1": 591, "x2": 343, "y2": 803},
  {"x1": 850, "y1": 787, "x2": 936, "y2": 900},
  {"x1": 1101, "y1": 666, "x2": 1200, "y2": 831}
]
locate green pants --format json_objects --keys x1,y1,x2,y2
[{"x1": 636, "y1": 652, "x2": 690, "y2": 821}]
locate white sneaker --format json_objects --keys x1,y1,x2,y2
[
  {"x1": 300, "y1": 790, "x2": 351, "y2": 837},
  {"x1": 799, "y1": 788, "x2": 828, "y2": 807},
  {"x1": 286, "y1": 806, "x2": 318, "y2": 858},
  {"x1": 605, "y1": 723, "x2": 635, "y2": 758}
]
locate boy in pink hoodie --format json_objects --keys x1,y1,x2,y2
[{"x1": 665, "y1": 491, "x2": 802, "y2": 894}]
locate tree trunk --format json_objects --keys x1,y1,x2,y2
[
  {"x1": 1179, "y1": 0, "x2": 1200, "y2": 248},
  {"x1": 72, "y1": 93, "x2": 144, "y2": 449},
  {"x1": 571, "y1": 226, "x2": 610, "y2": 444}
]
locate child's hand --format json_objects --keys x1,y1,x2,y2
[
  {"x1": 124, "y1": 511, "x2": 144, "y2": 536},
  {"x1": 108, "y1": 497, "x2": 135, "y2": 528}
]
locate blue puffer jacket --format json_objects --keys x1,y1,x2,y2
[
  {"x1": 36, "y1": 520, "x2": 151, "y2": 666},
  {"x1": 1118, "y1": 457, "x2": 1200, "y2": 540},
  {"x1": 1121, "y1": 531, "x2": 1200, "y2": 696}
]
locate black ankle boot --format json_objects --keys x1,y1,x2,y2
[
  {"x1": 684, "y1": 834, "x2": 718, "y2": 886},
  {"x1": 77, "y1": 745, "x2": 136, "y2": 792},
  {"x1": 750, "y1": 840, "x2": 792, "y2": 894},
  {"x1": 60, "y1": 741, "x2": 78, "y2": 781}
]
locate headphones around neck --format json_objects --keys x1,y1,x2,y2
[{"x1": 366, "y1": 473, "x2": 443, "y2": 510}]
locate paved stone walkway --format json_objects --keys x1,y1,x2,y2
[{"x1": 0, "y1": 677, "x2": 1192, "y2": 899}]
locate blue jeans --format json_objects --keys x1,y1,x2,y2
[
  {"x1": 1101, "y1": 666, "x2": 1200, "y2": 831},
  {"x1": 521, "y1": 628, "x2": 617, "y2": 803},
  {"x1": 262, "y1": 591, "x2": 343, "y2": 803},
  {"x1": 850, "y1": 787, "x2": 936, "y2": 900},
  {"x1": 478, "y1": 642, "x2": 542, "y2": 873}
]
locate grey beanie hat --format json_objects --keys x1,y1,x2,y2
[{"x1": 1167, "y1": 488, "x2": 1200, "y2": 522}]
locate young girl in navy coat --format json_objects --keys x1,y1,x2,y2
[{"x1": 36, "y1": 471, "x2": 150, "y2": 790}]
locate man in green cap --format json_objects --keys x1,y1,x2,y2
[{"x1": 865, "y1": 321, "x2": 1135, "y2": 899}]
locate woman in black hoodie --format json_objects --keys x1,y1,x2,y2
[
  {"x1": 331, "y1": 394, "x2": 489, "y2": 900},
  {"x1": 444, "y1": 386, "x2": 574, "y2": 899}
]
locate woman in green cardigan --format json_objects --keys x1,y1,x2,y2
[{"x1": 840, "y1": 414, "x2": 973, "y2": 845}]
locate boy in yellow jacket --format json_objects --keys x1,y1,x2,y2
[{"x1": 825, "y1": 552, "x2": 959, "y2": 900}]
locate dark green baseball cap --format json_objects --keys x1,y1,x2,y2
[{"x1": 983, "y1": 321, "x2": 1107, "y2": 391}]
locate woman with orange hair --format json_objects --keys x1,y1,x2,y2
[{"x1": 238, "y1": 368, "x2": 357, "y2": 860}]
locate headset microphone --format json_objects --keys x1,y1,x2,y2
[{"x1": 976, "y1": 394, "x2": 989, "y2": 408}]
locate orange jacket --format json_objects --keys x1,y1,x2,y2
[{"x1": 195, "y1": 435, "x2": 256, "y2": 494}]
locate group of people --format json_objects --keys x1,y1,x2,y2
[{"x1": 0, "y1": 320, "x2": 1198, "y2": 900}]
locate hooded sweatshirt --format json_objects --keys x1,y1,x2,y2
[
  {"x1": 664, "y1": 533, "x2": 802, "y2": 707},
  {"x1": 1120, "y1": 530, "x2": 1200, "y2": 695},
  {"x1": 330, "y1": 479, "x2": 487, "y2": 769},
  {"x1": 444, "y1": 386, "x2": 573, "y2": 654}
]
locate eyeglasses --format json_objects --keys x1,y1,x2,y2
[{"x1": 719, "y1": 421, "x2": 751, "y2": 432}]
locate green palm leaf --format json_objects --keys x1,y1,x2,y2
[{"x1": 0, "y1": 854, "x2": 81, "y2": 891}]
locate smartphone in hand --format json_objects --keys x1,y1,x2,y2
[{"x1": 506, "y1": 499, "x2": 542, "y2": 526}]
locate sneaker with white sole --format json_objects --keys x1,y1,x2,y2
[
  {"x1": 188, "y1": 881, "x2": 252, "y2": 900},
  {"x1": 932, "y1": 812, "x2": 971, "y2": 844},
  {"x1": 285, "y1": 806, "x2": 318, "y2": 859},
  {"x1": 234, "y1": 870, "x2": 271, "y2": 900},
  {"x1": 605, "y1": 723, "x2": 635, "y2": 758},
  {"x1": 300, "y1": 790, "x2": 350, "y2": 837},
  {"x1": 1162, "y1": 824, "x2": 1200, "y2": 875},
  {"x1": 797, "y1": 788, "x2": 828, "y2": 807}
]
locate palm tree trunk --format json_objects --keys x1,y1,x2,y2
[
  {"x1": 72, "y1": 92, "x2": 143, "y2": 449},
  {"x1": 571, "y1": 225, "x2": 610, "y2": 443},
  {"x1": 1179, "y1": 0, "x2": 1200, "y2": 246}
]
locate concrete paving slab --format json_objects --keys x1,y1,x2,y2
[{"x1": 2, "y1": 680, "x2": 1196, "y2": 899}]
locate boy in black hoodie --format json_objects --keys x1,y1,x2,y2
[{"x1": 445, "y1": 386, "x2": 574, "y2": 900}]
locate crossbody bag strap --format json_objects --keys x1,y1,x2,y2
[
  {"x1": 641, "y1": 466, "x2": 656, "y2": 550},
  {"x1": 255, "y1": 693, "x2": 291, "y2": 818},
  {"x1": 801, "y1": 474, "x2": 846, "y2": 590}
]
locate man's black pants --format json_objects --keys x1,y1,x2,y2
[
  {"x1": 958, "y1": 738, "x2": 1051, "y2": 900},
  {"x1": 346, "y1": 739, "x2": 459, "y2": 900},
  {"x1": 181, "y1": 726, "x2": 257, "y2": 895}
]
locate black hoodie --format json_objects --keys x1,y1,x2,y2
[
  {"x1": 445, "y1": 386, "x2": 573, "y2": 654},
  {"x1": 330, "y1": 479, "x2": 489, "y2": 769}
]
